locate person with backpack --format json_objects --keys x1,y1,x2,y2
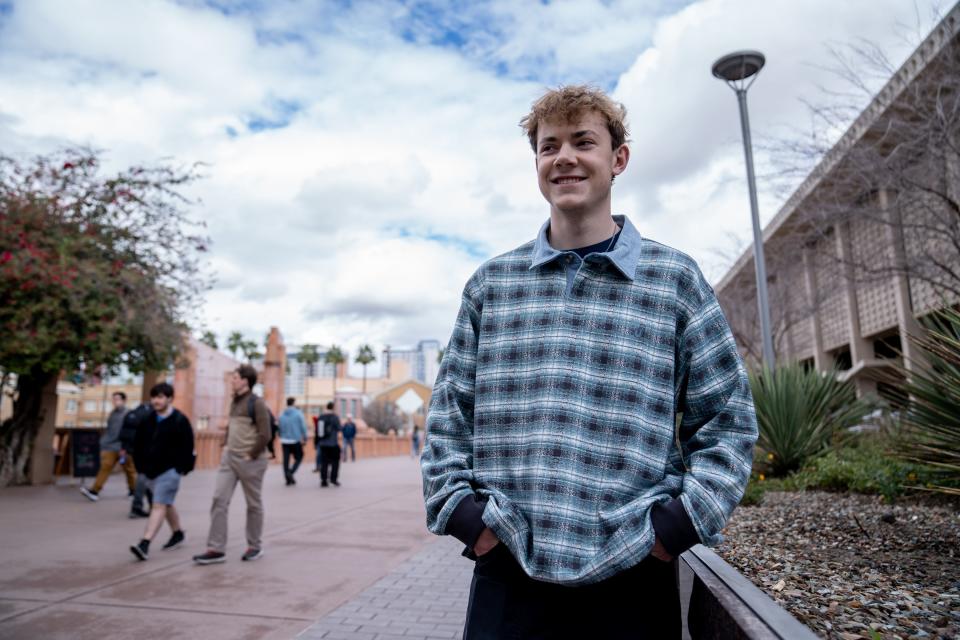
[
  {"x1": 120, "y1": 399, "x2": 154, "y2": 518},
  {"x1": 341, "y1": 415, "x2": 357, "y2": 463},
  {"x1": 80, "y1": 391, "x2": 136, "y2": 503},
  {"x1": 315, "y1": 401, "x2": 341, "y2": 487},
  {"x1": 193, "y1": 364, "x2": 271, "y2": 565},
  {"x1": 278, "y1": 397, "x2": 308, "y2": 485},
  {"x1": 129, "y1": 382, "x2": 195, "y2": 561}
]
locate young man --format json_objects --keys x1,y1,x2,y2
[
  {"x1": 80, "y1": 391, "x2": 136, "y2": 502},
  {"x1": 315, "y1": 402, "x2": 341, "y2": 487},
  {"x1": 129, "y1": 383, "x2": 194, "y2": 561},
  {"x1": 341, "y1": 414, "x2": 357, "y2": 462},
  {"x1": 193, "y1": 365, "x2": 271, "y2": 564},
  {"x1": 278, "y1": 397, "x2": 308, "y2": 485},
  {"x1": 421, "y1": 85, "x2": 759, "y2": 638}
]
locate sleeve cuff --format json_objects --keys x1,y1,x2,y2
[
  {"x1": 444, "y1": 493, "x2": 488, "y2": 551},
  {"x1": 651, "y1": 497, "x2": 701, "y2": 557}
]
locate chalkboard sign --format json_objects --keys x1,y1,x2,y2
[{"x1": 72, "y1": 429, "x2": 101, "y2": 478}]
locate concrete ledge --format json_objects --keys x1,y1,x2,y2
[{"x1": 680, "y1": 545, "x2": 818, "y2": 640}]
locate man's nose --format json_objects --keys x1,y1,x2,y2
[{"x1": 554, "y1": 142, "x2": 577, "y2": 166}]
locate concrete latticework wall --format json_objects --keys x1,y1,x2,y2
[{"x1": 716, "y1": 7, "x2": 960, "y2": 397}]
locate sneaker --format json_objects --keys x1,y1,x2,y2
[
  {"x1": 192, "y1": 550, "x2": 226, "y2": 565},
  {"x1": 129, "y1": 508, "x2": 150, "y2": 519},
  {"x1": 331, "y1": 481, "x2": 340, "y2": 487},
  {"x1": 80, "y1": 487, "x2": 99, "y2": 502},
  {"x1": 241, "y1": 548, "x2": 264, "y2": 562},
  {"x1": 162, "y1": 530, "x2": 185, "y2": 550},
  {"x1": 320, "y1": 481, "x2": 329, "y2": 487},
  {"x1": 129, "y1": 540, "x2": 149, "y2": 561}
]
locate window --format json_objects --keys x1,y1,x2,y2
[
  {"x1": 350, "y1": 399, "x2": 357, "y2": 417},
  {"x1": 66, "y1": 400, "x2": 77, "y2": 413},
  {"x1": 83, "y1": 400, "x2": 97, "y2": 412},
  {"x1": 340, "y1": 399, "x2": 347, "y2": 416},
  {"x1": 64, "y1": 421, "x2": 75, "y2": 428}
]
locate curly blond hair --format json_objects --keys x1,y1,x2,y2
[{"x1": 519, "y1": 85, "x2": 629, "y2": 152}]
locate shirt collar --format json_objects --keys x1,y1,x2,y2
[{"x1": 530, "y1": 214, "x2": 642, "y2": 281}]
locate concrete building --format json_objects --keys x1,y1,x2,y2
[
  {"x1": 381, "y1": 340, "x2": 441, "y2": 387},
  {"x1": 284, "y1": 346, "x2": 348, "y2": 397},
  {"x1": 716, "y1": 7, "x2": 960, "y2": 400}
]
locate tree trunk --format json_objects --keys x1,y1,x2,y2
[{"x1": 0, "y1": 368, "x2": 57, "y2": 487}]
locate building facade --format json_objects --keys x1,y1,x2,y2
[
  {"x1": 381, "y1": 339, "x2": 441, "y2": 387},
  {"x1": 716, "y1": 7, "x2": 960, "y2": 400}
]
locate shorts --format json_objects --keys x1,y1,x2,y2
[{"x1": 146, "y1": 467, "x2": 181, "y2": 505}]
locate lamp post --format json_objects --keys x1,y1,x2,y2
[{"x1": 712, "y1": 50, "x2": 775, "y2": 370}]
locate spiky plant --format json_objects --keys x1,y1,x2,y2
[
  {"x1": 749, "y1": 364, "x2": 875, "y2": 477},
  {"x1": 894, "y1": 307, "x2": 960, "y2": 495}
]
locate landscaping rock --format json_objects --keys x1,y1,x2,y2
[{"x1": 716, "y1": 491, "x2": 959, "y2": 640}]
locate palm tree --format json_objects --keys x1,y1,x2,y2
[
  {"x1": 240, "y1": 339, "x2": 262, "y2": 363},
  {"x1": 355, "y1": 344, "x2": 376, "y2": 394},
  {"x1": 227, "y1": 331, "x2": 244, "y2": 360},
  {"x1": 325, "y1": 345, "x2": 346, "y2": 401},
  {"x1": 199, "y1": 330, "x2": 218, "y2": 350},
  {"x1": 297, "y1": 344, "x2": 320, "y2": 418}
]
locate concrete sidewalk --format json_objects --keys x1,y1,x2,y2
[{"x1": 0, "y1": 455, "x2": 444, "y2": 639}]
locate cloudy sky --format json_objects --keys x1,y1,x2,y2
[{"x1": 0, "y1": 0, "x2": 946, "y2": 372}]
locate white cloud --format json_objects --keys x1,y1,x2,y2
[{"x1": 0, "y1": 0, "x2": 946, "y2": 375}]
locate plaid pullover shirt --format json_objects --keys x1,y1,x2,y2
[{"x1": 421, "y1": 215, "x2": 758, "y2": 585}]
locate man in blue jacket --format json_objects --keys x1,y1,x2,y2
[
  {"x1": 278, "y1": 397, "x2": 308, "y2": 485},
  {"x1": 421, "y1": 85, "x2": 758, "y2": 638}
]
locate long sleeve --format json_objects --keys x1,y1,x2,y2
[
  {"x1": 252, "y1": 398, "x2": 271, "y2": 457},
  {"x1": 655, "y1": 279, "x2": 757, "y2": 555},
  {"x1": 298, "y1": 411, "x2": 307, "y2": 440},
  {"x1": 421, "y1": 272, "x2": 484, "y2": 544}
]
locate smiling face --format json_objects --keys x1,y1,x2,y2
[{"x1": 535, "y1": 111, "x2": 629, "y2": 219}]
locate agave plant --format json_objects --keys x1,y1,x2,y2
[
  {"x1": 894, "y1": 307, "x2": 960, "y2": 495},
  {"x1": 749, "y1": 364, "x2": 875, "y2": 477}
]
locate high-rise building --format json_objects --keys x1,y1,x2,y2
[
  {"x1": 382, "y1": 340, "x2": 442, "y2": 387},
  {"x1": 284, "y1": 346, "x2": 348, "y2": 396}
]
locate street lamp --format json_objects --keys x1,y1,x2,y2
[{"x1": 712, "y1": 50, "x2": 776, "y2": 370}]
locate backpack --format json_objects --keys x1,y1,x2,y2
[
  {"x1": 246, "y1": 395, "x2": 279, "y2": 457},
  {"x1": 119, "y1": 402, "x2": 151, "y2": 451},
  {"x1": 318, "y1": 414, "x2": 337, "y2": 440}
]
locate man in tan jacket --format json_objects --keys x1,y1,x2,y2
[{"x1": 193, "y1": 364, "x2": 272, "y2": 564}]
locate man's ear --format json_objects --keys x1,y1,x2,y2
[{"x1": 612, "y1": 144, "x2": 630, "y2": 177}]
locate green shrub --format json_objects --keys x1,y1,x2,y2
[
  {"x1": 893, "y1": 307, "x2": 960, "y2": 496},
  {"x1": 749, "y1": 364, "x2": 875, "y2": 476}
]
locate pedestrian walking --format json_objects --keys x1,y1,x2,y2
[
  {"x1": 421, "y1": 85, "x2": 758, "y2": 639},
  {"x1": 278, "y1": 397, "x2": 308, "y2": 485},
  {"x1": 120, "y1": 400, "x2": 155, "y2": 518},
  {"x1": 315, "y1": 402, "x2": 341, "y2": 487},
  {"x1": 410, "y1": 425, "x2": 421, "y2": 458},
  {"x1": 341, "y1": 415, "x2": 357, "y2": 462},
  {"x1": 193, "y1": 365, "x2": 271, "y2": 564},
  {"x1": 80, "y1": 392, "x2": 136, "y2": 502},
  {"x1": 129, "y1": 383, "x2": 195, "y2": 561}
]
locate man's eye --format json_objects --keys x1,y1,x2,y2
[
  {"x1": 578, "y1": 140, "x2": 595, "y2": 147},
  {"x1": 540, "y1": 145, "x2": 555, "y2": 153}
]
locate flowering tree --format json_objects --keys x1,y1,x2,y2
[{"x1": 0, "y1": 150, "x2": 210, "y2": 486}]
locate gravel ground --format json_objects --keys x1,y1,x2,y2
[{"x1": 716, "y1": 491, "x2": 960, "y2": 640}]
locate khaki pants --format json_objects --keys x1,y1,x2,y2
[
  {"x1": 206, "y1": 451, "x2": 268, "y2": 552},
  {"x1": 92, "y1": 450, "x2": 137, "y2": 493}
]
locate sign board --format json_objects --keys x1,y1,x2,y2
[
  {"x1": 72, "y1": 429, "x2": 101, "y2": 478},
  {"x1": 395, "y1": 389, "x2": 424, "y2": 415}
]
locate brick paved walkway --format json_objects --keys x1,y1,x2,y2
[{"x1": 297, "y1": 536, "x2": 471, "y2": 640}]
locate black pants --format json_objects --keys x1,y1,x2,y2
[
  {"x1": 281, "y1": 443, "x2": 304, "y2": 481},
  {"x1": 319, "y1": 446, "x2": 340, "y2": 484},
  {"x1": 463, "y1": 544, "x2": 681, "y2": 639}
]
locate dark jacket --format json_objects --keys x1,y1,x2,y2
[
  {"x1": 315, "y1": 412, "x2": 341, "y2": 448},
  {"x1": 133, "y1": 409, "x2": 195, "y2": 479},
  {"x1": 342, "y1": 420, "x2": 357, "y2": 440}
]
